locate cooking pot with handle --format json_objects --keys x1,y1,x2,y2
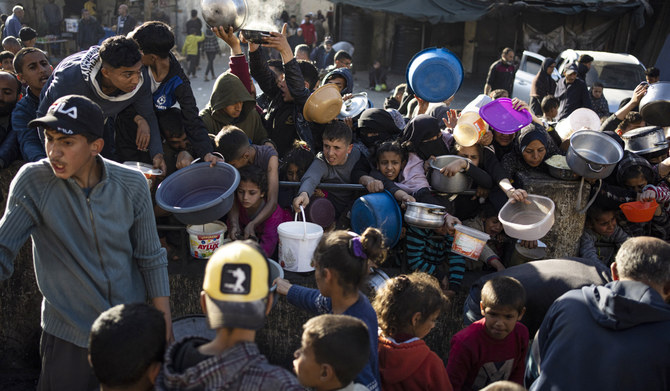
[
  {"x1": 404, "y1": 202, "x2": 447, "y2": 229},
  {"x1": 566, "y1": 130, "x2": 623, "y2": 180},
  {"x1": 639, "y1": 81, "x2": 670, "y2": 126},
  {"x1": 621, "y1": 125, "x2": 668, "y2": 155}
]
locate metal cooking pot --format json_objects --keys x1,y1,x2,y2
[
  {"x1": 640, "y1": 81, "x2": 670, "y2": 126},
  {"x1": 337, "y1": 92, "x2": 368, "y2": 119},
  {"x1": 404, "y1": 202, "x2": 447, "y2": 228},
  {"x1": 201, "y1": 0, "x2": 247, "y2": 30},
  {"x1": 621, "y1": 125, "x2": 668, "y2": 155},
  {"x1": 429, "y1": 155, "x2": 472, "y2": 193},
  {"x1": 566, "y1": 130, "x2": 623, "y2": 180}
]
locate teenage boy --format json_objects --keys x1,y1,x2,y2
[
  {"x1": 447, "y1": 276, "x2": 528, "y2": 391},
  {"x1": 121, "y1": 21, "x2": 218, "y2": 166},
  {"x1": 294, "y1": 314, "x2": 370, "y2": 391},
  {"x1": 0, "y1": 50, "x2": 15, "y2": 72},
  {"x1": 156, "y1": 241, "x2": 303, "y2": 390},
  {"x1": 89, "y1": 303, "x2": 166, "y2": 391},
  {"x1": 322, "y1": 67, "x2": 353, "y2": 95},
  {"x1": 12, "y1": 47, "x2": 52, "y2": 162},
  {"x1": 0, "y1": 70, "x2": 21, "y2": 169},
  {"x1": 37, "y1": 35, "x2": 167, "y2": 173},
  {"x1": 0, "y1": 95, "x2": 172, "y2": 390}
]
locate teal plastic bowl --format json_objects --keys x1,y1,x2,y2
[
  {"x1": 406, "y1": 47, "x2": 464, "y2": 103},
  {"x1": 351, "y1": 191, "x2": 402, "y2": 248}
]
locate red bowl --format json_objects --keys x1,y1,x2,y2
[{"x1": 620, "y1": 200, "x2": 658, "y2": 223}]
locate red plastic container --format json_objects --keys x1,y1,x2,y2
[{"x1": 620, "y1": 200, "x2": 658, "y2": 223}]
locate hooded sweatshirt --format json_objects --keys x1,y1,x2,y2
[
  {"x1": 200, "y1": 72, "x2": 267, "y2": 144},
  {"x1": 323, "y1": 67, "x2": 354, "y2": 95},
  {"x1": 378, "y1": 336, "x2": 453, "y2": 391},
  {"x1": 530, "y1": 280, "x2": 670, "y2": 391},
  {"x1": 37, "y1": 46, "x2": 163, "y2": 158}
]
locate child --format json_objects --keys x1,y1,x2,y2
[
  {"x1": 384, "y1": 83, "x2": 406, "y2": 110},
  {"x1": 230, "y1": 165, "x2": 291, "y2": 256},
  {"x1": 181, "y1": 28, "x2": 204, "y2": 78},
  {"x1": 294, "y1": 314, "x2": 371, "y2": 391},
  {"x1": 373, "y1": 273, "x2": 453, "y2": 391},
  {"x1": 540, "y1": 96, "x2": 562, "y2": 148},
  {"x1": 157, "y1": 107, "x2": 195, "y2": 175},
  {"x1": 368, "y1": 59, "x2": 387, "y2": 91},
  {"x1": 215, "y1": 126, "x2": 280, "y2": 241},
  {"x1": 18, "y1": 26, "x2": 37, "y2": 48},
  {"x1": 202, "y1": 29, "x2": 220, "y2": 81},
  {"x1": 279, "y1": 140, "x2": 317, "y2": 210},
  {"x1": 370, "y1": 140, "x2": 423, "y2": 204},
  {"x1": 0, "y1": 50, "x2": 14, "y2": 72},
  {"x1": 2, "y1": 36, "x2": 21, "y2": 55},
  {"x1": 590, "y1": 81, "x2": 609, "y2": 118},
  {"x1": 445, "y1": 143, "x2": 494, "y2": 221},
  {"x1": 579, "y1": 205, "x2": 629, "y2": 266},
  {"x1": 322, "y1": 67, "x2": 353, "y2": 95},
  {"x1": 462, "y1": 203, "x2": 509, "y2": 272},
  {"x1": 89, "y1": 303, "x2": 166, "y2": 390},
  {"x1": 275, "y1": 228, "x2": 386, "y2": 391},
  {"x1": 12, "y1": 47, "x2": 52, "y2": 162},
  {"x1": 156, "y1": 241, "x2": 304, "y2": 390},
  {"x1": 447, "y1": 276, "x2": 528, "y2": 391}
]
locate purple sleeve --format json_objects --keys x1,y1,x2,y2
[
  {"x1": 229, "y1": 54, "x2": 253, "y2": 95},
  {"x1": 257, "y1": 205, "x2": 290, "y2": 256}
]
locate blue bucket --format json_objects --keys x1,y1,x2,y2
[
  {"x1": 406, "y1": 47, "x2": 464, "y2": 103},
  {"x1": 156, "y1": 162, "x2": 240, "y2": 225},
  {"x1": 350, "y1": 191, "x2": 402, "y2": 248}
]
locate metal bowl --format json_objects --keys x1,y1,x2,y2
[
  {"x1": 429, "y1": 155, "x2": 472, "y2": 193},
  {"x1": 545, "y1": 155, "x2": 579, "y2": 181},
  {"x1": 621, "y1": 125, "x2": 668, "y2": 155},
  {"x1": 201, "y1": 0, "x2": 247, "y2": 30},
  {"x1": 404, "y1": 202, "x2": 447, "y2": 228},
  {"x1": 240, "y1": 29, "x2": 271, "y2": 44}
]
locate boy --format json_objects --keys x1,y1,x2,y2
[
  {"x1": 384, "y1": 83, "x2": 406, "y2": 110},
  {"x1": 590, "y1": 81, "x2": 609, "y2": 118},
  {"x1": 294, "y1": 314, "x2": 370, "y2": 391},
  {"x1": 156, "y1": 241, "x2": 303, "y2": 390},
  {"x1": 215, "y1": 126, "x2": 279, "y2": 241},
  {"x1": 89, "y1": 303, "x2": 166, "y2": 391},
  {"x1": 322, "y1": 67, "x2": 353, "y2": 95},
  {"x1": 0, "y1": 95, "x2": 171, "y2": 389},
  {"x1": 12, "y1": 47, "x2": 52, "y2": 162},
  {"x1": 182, "y1": 28, "x2": 204, "y2": 78},
  {"x1": 156, "y1": 107, "x2": 195, "y2": 174},
  {"x1": 122, "y1": 21, "x2": 218, "y2": 166},
  {"x1": 540, "y1": 96, "x2": 562, "y2": 147},
  {"x1": 0, "y1": 50, "x2": 14, "y2": 72},
  {"x1": 333, "y1": 50, "x2": 352, "y2": 70},
  {"x1": 19, "y1": 26, "x2": 37, "y2": 47},
  {"x1": 447, "y1": 276, "x2": 528, "y2": 391},
  {"x1": 579, "y1": 205, "x2": 629, "y2": 266},
  {"x1": 2, "y1": 36, "x2": 21, "y2": 54}
]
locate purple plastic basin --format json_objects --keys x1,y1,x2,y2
[{"x1": 478, "y1": 97, "x2": 532, "y2": 134}]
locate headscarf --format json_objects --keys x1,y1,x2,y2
[
  {"x1": 357, "y1": 108, "x2": 400, "y2": 148},
  {"x1": 530, "y1": 57, "x2": 557, "y2": 98},
  {"x1": 516, "y1": 123, "x2": 548, "y2": 155},
  {"x1": 400, "y1": 114, "x2": 449, "y2": 160}
]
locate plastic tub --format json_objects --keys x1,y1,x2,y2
[
  {"x1": 406, "y1": 47, "x2": 464, "y2": 103},
  {"x1": 277, "y1": 207, "x2": 323, "y2": 272},
  {"x1": 498, "y1": 195, "x2": 555, "y2": 241},
  {"x1": 453, "y1": 111, "x2": 489, "y2": 147},
  {"x1": 187, "y1": 221, "x2": 227, "y2": 259},
  {"x1": 451, "y1": 224, "x2": 490, "y2": 260},
  {"x1": 478, "y1": 97, "x2": 532, "y2": 134},
  {"x1": 569, "y1": 108, "x2": 601, "y2": 132},
  {"x1": 620, "y1": 200, "x2": 658, "y2": 223},
  {"x1": 351, "y1": 191, "x2": 402, "y2": 248}
]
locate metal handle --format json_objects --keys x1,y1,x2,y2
[
  {"x1": 428, "y1": 208, "x2": 447, "y2": 215},
  {"x1": 586, "y1": 163, "x2": 604, "y2": 173}
]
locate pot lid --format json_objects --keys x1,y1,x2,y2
[
  {"x1": 621, "y1": 125, "x2": 664, "y2": 140},
  {"x1": 338, "y1": 92, "x2": 368, "y2": 119}
]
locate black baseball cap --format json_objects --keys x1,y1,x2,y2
[{"x1": 29, "y1": 95, "x2": 104, "y2": 139}]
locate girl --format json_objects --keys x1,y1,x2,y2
[
  {"x1": 441, "y1": 143, "x2": 493, "y2": 221},
  {"x1": 579, "y1": 205, "x2": 629, "y2": 266},
  {"x1": 202, "y1": 28, "x2": 220, "y2": 81},
  {"x1": 373, "y1": 273, "x2": 452, "y2": 391},
  {"x1": 278, "y1": 140, "x2": 322, "y2": 210},
  {"x1": 228, "y1": 165, "x2": 290, "y2": 257},
  {"x1": 275, "y1": 228, "x2": 386, "y2": 391},
  {"x1": 370, "y1": 140, "x2": 424, "y2": 204}
]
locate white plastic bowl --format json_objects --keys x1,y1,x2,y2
[{"x1": 498, "y1": 195, "x2": 555, "y2": 241}]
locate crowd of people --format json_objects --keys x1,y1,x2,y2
[{"x1": 0, "y1": 3, "x2": 668, "y2": 390}]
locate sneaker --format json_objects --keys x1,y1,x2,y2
[
  {"x1": 375, "y1": 84, "x2": 382, "y2": 92},
  {"x1": 381, "y1": 83, "x2": 387, "y2": 91}
]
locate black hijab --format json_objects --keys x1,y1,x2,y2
[
  {"x1": 357, "y1": 108, "x2": 400, "y2": 148},
  {"x1": 400, "y1": 114, "x2": 450, "y2": 160}
]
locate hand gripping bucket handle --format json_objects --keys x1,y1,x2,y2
[{"x1": 295, "y1": 205, "x2": 308, "y2": 238}]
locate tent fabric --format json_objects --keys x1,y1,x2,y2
[{"x1": 331, "y1": 0, "x2": 644, "y2": 24}]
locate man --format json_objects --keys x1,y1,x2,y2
[
  {"x1": 528, "y1": 237, "x2": 670, "y2": 390},
  {"x1": 310, "y1": 36, "x2": 335, "y2": 71},
  {"x1": 3, "y1": 5, "x2": 24, "y2": 39},
  {"x1": 554, "y1": 64, "x2": 592, "y2": 120},
  {"x1": 185, "y1": 9, "x2": 203, "y2": 37},
  {"x1": 77, "y1": 8, "x2": 104, "y2": 51},
  {"x1": 646, "y1": 66, "x2": 660, "y2": 84},
  {"x1": 0, "y1": 71, "x2": 21, "y2": 169},
  {"x1": 0, "y1": 95, "x2": 172, "y2": 390},
  {"x1": 484, "y1": 47, "x2": 515, "y2": 96},
  {"x1": 300, "y1": 13, "x2": 317, "y2": 48},
  {"x1": 37, "y1": 35, "x2": 167, "y2": 173},
  {"x1": 115, "y1": 4, "x2": 137, "y2": 36},
  {"x1": 577, "y1": 54, "x2": 594, "y2": 81},
  {"x1": 43, "y1": 0, "x2": 63, "y2": 37}
]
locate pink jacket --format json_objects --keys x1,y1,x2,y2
[
  {"x1": 234, "y1": 200, "x2": 291, "y2": 257},
  {"x1": 396, "y1": 153, "x2": 430, "y2": 194}
]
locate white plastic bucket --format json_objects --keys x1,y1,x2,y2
[
  {"x1": 451, "y1": 224, "x2": 490, "y2": 260},
  {"x1": 453, "y1": 111, "x2": 489, "y2": 147},
  {"x1": 187, "y1": 221, "x2": 227, "y2": 259},
  {"x1": 277, "y1": 207, "x2": 324, "y2": 272}
]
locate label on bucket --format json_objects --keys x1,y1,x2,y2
[
  {"x1": 451, "y1": 230, "x2": 487, "y2": 261},
  {"x1": 190, "y1": 233, "x2": 222, "y2": 259}
]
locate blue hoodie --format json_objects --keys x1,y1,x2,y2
[{"x1": 323, "y1": 67, "x2": 354, "y2": 95}]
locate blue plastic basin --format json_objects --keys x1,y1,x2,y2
[
  {"x1": 156, "y1": 162, "x2": 240, "y2": 225},
  {"x1": 350, "y1": 191, "x2": 402, "y2": 248},
  {"x1": 406, "y1": 47, "x2": 464, "y2": 103}
]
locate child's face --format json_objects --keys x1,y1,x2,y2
[
  {"x1": 17, "y1": 51, "x2": 51, "y2": 91},
  {"x1": 494, "y1": 131, "x2": 514, "y2": 146},
  {"x1": 483, "y1": 216, "x2": 503, "y2": 236},
  {"x1": 293, "y1": 337, "x2": 322, "y2": 388},
  {"x1": 625, "y1": 174, "x2": 647, "y2": 193},
  {"x1": 378, "y1": 151, "x2": 403, "y2": 181},
  {"x1": 326, "y1": 75, "x2": 347, "y2": 92},
  {"x1": 45, "y1": 129, "x2": 99, "y2": 182},
  {"x1": 457, "y1": 145, "x2": 480, "y2": 167},
  {"x1": 547, "y1": 107, "x2": 558, "y2": 119},
  {"x1": 591, "y1": 86, "x2": 603, "y2": 99},
  {"x1": 165, "y1": 133, "x2": 190, "y2": 151},
  {"x1": 480, "y1": 304, "x2": 524, "y2": 340},
  {"x1": 323, "y1": 138, "x2": 352, "y2": 166},
  {"x1": 287, "y1": 163, "x2": 302, "y2": 182},
  {"x1": 414, "y1": 310, "x2": 440, "y2": 339},
  {"x1": 236, "y1": 180, "x2": 264, "y2": 210},
  {"x1": 522, "y1": 140, "x2": 546, "y2": 167},
  {"x1": 223, "y1": 101, "x2": 243, "y2": 119},
  {"x1": 1, "y1": 58, "x2": 14, "y2": 73},
  {"x1": 590, "y1": 211, "x2": 617, "y2": 237}
]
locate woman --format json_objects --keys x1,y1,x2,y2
[
  {"x1": 530, "y1": 58, "x2": 557, "y2": 116},
  {"x1": 501, "y1": 123, "x2": 557, "y2": 189}
]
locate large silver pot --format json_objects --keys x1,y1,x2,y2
[
  {"x1": 566, "y1": 131, "x2": 623, "y2": 180},
  {"x1": 201, "y1": 0, "x2": 247, "y2": 30},
  {"x1": 621, "y1": 126, "x2": 668, "y2": 155},
  {"x1": 429, "y1": 155, "x2": 472, "y2": 193},
  {"x1": 404, "y1": 202, "x2": 447, "y2": 228},
  {"x1": 640, "y1": 81, "x2": 670, "y2": 126}
]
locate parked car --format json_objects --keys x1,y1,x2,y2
[{"x1": 513, "y1": 49, "x2": 646, "y2": 114}]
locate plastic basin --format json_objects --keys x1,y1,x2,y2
[
  {"x1": 406, "y1": 47, "x2": 464, "y2": 103},
  {"x1": 451, "y1": 224, "x2": 490, "y2": 260},
  {"x1": 620, "y1": 200, "x2": 658, "y2": 223},
  {"x1": 155, "y1": 162, "x2": 240, "y2": 225},
  {"x1": 498, "y1": 195, "x2": 555, "y2": 241},
  {"x1": 479, "y1": 97, "x2": 532, "y2": 134},
  {"x1": 351, "y1": 191, "x2": 402, "y2": 248}
]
